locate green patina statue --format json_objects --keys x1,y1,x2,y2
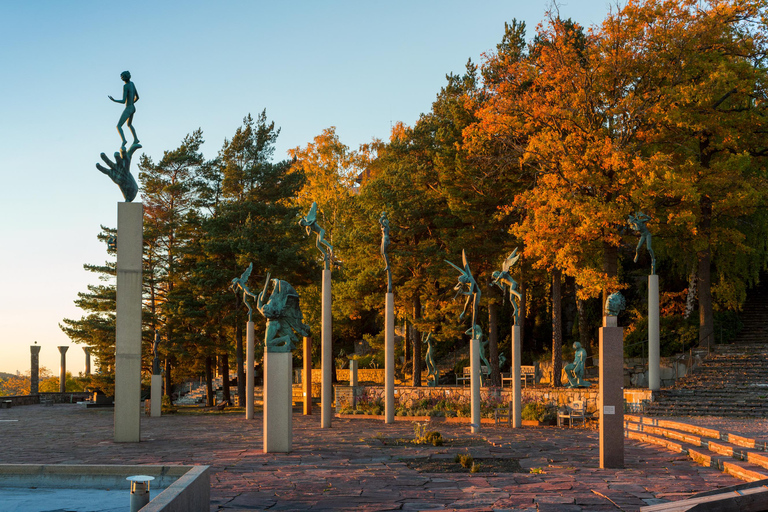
[
  {"x1": 564, "y1": 342, "x2": 591, "y2": 388},
  {"x1": 109, "y1": 71, "x2": 140, "y2": 151},
  {"x1": 380, "y1": 211, "x2": 392, "y2": 293},
  {"x1": 256, "y1": 272, "x2": 310, "y2": 353},
  {"x1": 96, "y1": 144, "x2": 140, "y2": 202},
  {"x1": 230, "y1": 263, "x2": 256, "y2": 321},
  {"x1": 605, "y1": 291, "x2": 627, "y2": 317},
  {"x1": 446, "y1": 250, "x2": 481, "y2": 323},
  {"x1": 492, "y1": 248, "x2": 522, "y2": 325},
  {"x1": 152, "y1": 329, "x2": 162, "y2": 375},
  {"x1": 628, "y1": 211, "x2": 655, "y2": 274},
  {"x1": 299, "y1": 202, "x2": 334, "y2": 269},
  {"x1": 424, "y1": 332, "x2": 438, "y2": 387}
]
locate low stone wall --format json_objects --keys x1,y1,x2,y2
[
  {"x1": 1, "y1": 393, "x2": 91, "y2": 407},
  {"x1": 308, "y1": 368, "x2": 385, "y2": 385}
]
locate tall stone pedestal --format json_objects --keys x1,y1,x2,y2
[
  {"x1": 303, "y1": 336, "x2": 312, "y2": 415},
  {"x1": 264, "y1": 351, "x2": 292, "y2": 453},
  {"x1": 321, "y1": 269, "x2": 332, "y2": 429},
  {"x1": 150, "y1": 374, "x2": 162, "y2": 417},
  {"x1": 648, "y1": 274, "x2": 660, "y2": 391},
  {"x1": 115, "y1": 202, "x2": 143, "y2": 443},
  {"x1": 83, "y1": 347, "x2": 91, "y2": 375},
  {"x1": 511, "y1": 325, "x2": 522, "y2": 428},
  {"x1": 349, "y1": 360, "x2": 358, "y2": 387},
  {"x1": 30, "y1": 345, "x2": 40, "y2": 395},
  {"x1": 470, "y1": 334, "x2": 481, "y2": 434},
  {"x1": 599, "y1": 316, "x2": 624, "y2": 468},
  {"x1": 385, "y1": 293, "x2": 395, "y2": 424},
  {"x1": 246, "y1": 320, "x2": 255, "y2": 420},
  {"x1": 58, "y1": 346, "x2": 68, "y2": 393}
]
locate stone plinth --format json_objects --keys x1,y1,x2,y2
[
  {"x1": 303, "y1": 337, "x2": 312, "y2": 415},
  {"x1": 264, "y1": 351, "x2": 292, "y2": 453},
  {"x1": 470, "y1": 335, "x2": 481, "y2": 434},
  {"x1": 83, "y1": 347, "x2": 91, "y2": 375},
  {"x1": 648, "y1": 274, "x2": 660, "y2": 391},
  {"x1": 114, "y1": 201, "x2": 143, "y2": 443},
  {"x1": 30, "y1": 345, "x2": 41, "y2": 395},
  {"x1": 385, "y1": 293, "x2": 395, "y2": 424},
  {"x1": 511, "y1": 325, "x2": 522, "y2": 428},
  {"x1": 58, "y1": 346, "x2": 68, "y2": 393},
  {"x1": 599, "y1": 315, "x2": 624, "y2": 469},
  {"x1": 151, "y1": 374, "x2": 162, "y2": 417},
  {"x1": 321, "y1": 269, "x2": 332, "y2": 428},
  {"x1": 246, "y1": 320, "x2": 255, "y2": 420},
  {"x1": 349, "y1": 360, "x2": 358, "y2": 387}
]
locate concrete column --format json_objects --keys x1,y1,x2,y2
[
  {"x1": 150, "y1": 374, "x2": 162, "y2": 417},
  {"x1": 385, "y1": 293, "x2": 395, "y2": 424},
  {"x1": 83, "y1": 347, "x2": 91, "y2": 375},
  {"x1": 246, "y1": 320, "x2": 255, "y2": 420},
  {"x1": 321, "y1": 269, "x2": 332, "y2": 428},
  {"x1": 264, "y1": 350, "x2": 293, "y2": 453},
  {"x1": 470, "y1": 333, "x2": 481, "y2": 434},
  {"x1": 349, "y1": 359, "x2": 358, "y2": 387},
  {"x1": 58, "y1": 346, "x2": 69, "y2": 393},
  {"x1": 599, "y1": 315, "x2": 624, "y2": 469},
  {"x1": 30, "y1": 344, "x2": 40, "y2": 395},
  {"x1": 115, "y1": 201, "x2": 143, "y2": 443},
  {"x1": 511, "y1": 325, "x2": 522, "y2": 428},
  {"x1": 648, "y1": 274, "x2": 660, "y2": 391},
  {"x1": 303, "y1": 336, "x2": 312, "y2": 415}
]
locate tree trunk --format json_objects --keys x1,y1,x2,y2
[
  {"x1": 576, "y1": 284, "x2": 590, "y2": 351},
  {"x1": 219, "y1": 352, "x2": 231, "y2": 403},
  {"x1": 519, "y1": 262, "x2": 526, "y2": 353},
  {"x1": 488, "y1": 301, "x2": 501, "y2": 387},
  {"x1": 685, "y1": 264, "x2": 697, "y2": 320},
  {"x1": 235, "y1": 315, "x2": 245, "y2": 406},
  {"x1": 602, "y1": 241, "x2": 619, "y2": 306},
  {"x1": 164, "y1": 358, "x2": 173, "y2": 403},
  {"x1": 411, "y1": 295, "x2": 422, "y2": 387},
  {"x1": 552, "y1": 269, "x2": 563, "y2": 388},
  {"x1": 402, "y1": 320, "x2": 410, "y2": 376},
  {"x1": 698, "y1": 198, "x2": 714, "y2": 348},
  {"x1": 205, "y1": 355, "x2": 214, "y2": 407}
]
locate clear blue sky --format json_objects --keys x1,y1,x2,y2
[{"x1": 0, "y1": 1, "x2": 612, "y2": 376}]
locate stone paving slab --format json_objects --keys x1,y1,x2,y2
[{"x1": 0, "y1": 405, "x2": 745, "y2": 511}]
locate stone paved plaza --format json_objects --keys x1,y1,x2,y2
[{"x1": 0, "y1": 405, "x2": 747, "y2": 511}]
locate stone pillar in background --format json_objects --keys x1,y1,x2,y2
[
  {"x1": 58, "y1": 346, "x2": 68, "y2": 393},
  {"x1": 321, "y1": 268, "x2": 332, "y2": 429},
  {"x1": 599, "y1": 315, "x2": 624, "y2": 469},
  {"x1": 263, "y1": 350, "x2": 292, "y2": 453},
  {"x1": 246, "y1": 320, "x2": 255, "y2": 420},
  {"x1": 30, "y1": 344, "x2": 41, "y2": 395},
  {"x1": 303, "y1": 337, "x2": 312, "y2": 415},
  {"x1": 384, "y1": 292, "x2": 395, "y2": 424},
  {"x1": 114, "y1": 202, "x2": 143, "y2": 443},
  {"x1": 470, "y1": 334, "x2": 481, "y2": 434},
  {"x1": 511, "y1": 325, "x2": 522, "y2": 428},
  {"x1": 83, "y1": 347, "x2": 91, "y2": 375},
  {"x1": 648, "y1": 274, "x2": 660, "y2": 391},
  {"x1": 349, "y1": 359, "x2": 358, "y2": 387}
]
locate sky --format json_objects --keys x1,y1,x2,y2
[{"x1": 0, "y1": 1, "x2": 613, "y2": 377}]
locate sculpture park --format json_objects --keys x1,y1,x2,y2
[{"x1": 4, "y1": 1, "x2": 768, "y2": 511}]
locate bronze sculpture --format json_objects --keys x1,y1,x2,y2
[
  {"x1": 492, "y1": 248, "x2": 522, "y2": 325},
  {"x1": 299, "y1": 202, "x2": 334, "y2": 269},
  {"x1": 109, "y1": 71, "x2": 140, "y2": 150}
]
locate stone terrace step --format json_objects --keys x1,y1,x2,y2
[{"x1": 625, "y1": 415, "x2": 768, "y2": 483}]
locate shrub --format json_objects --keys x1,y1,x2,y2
[{"x1": 522, "y1": 402, "x2": 556, "y2": 423}]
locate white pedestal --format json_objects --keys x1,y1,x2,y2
[
  {"x1": 470, "y1": 333, "x2": 481, "y2": 434},
  {"x1": 264, "y1": 350, "x2": 292, "y2": 453},
  {"x1": 150, "y1": 374, "x2": 162, "y2": 417},
  {"x1": 114, "y1": 202, "x2": 143, "y2": 443},
  {"x1": 246, "y1": 321, "x2": 255, "y2": 420},
  {"x1": 648, "y1": 274, "x2": 660, "y2": 391},
  {"x1": 349, "y1": 359, "x2": 358, "y2": 387},
  {"x1": 511, "y1": 325, "x2": 522, "y2": 428},
  {"x1": 321, "y1": 269, "x2": 332, "y2": 428},
  {"x1": 385, "y1": 293, "x2": 395, "y2": 424},
  {"x1": 599, "y1": 316, "x2": 624, "y2": 469}
]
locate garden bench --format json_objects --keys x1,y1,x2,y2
[
  {"x1": 0, "y1": 400, "x2": 12, "y2": 409},
  {"x1": 456, "y1": 366, "x2": 490, "y2": 386},
  {"x1": 501, "y1": 365, "x2": 536, "y2": 388}
]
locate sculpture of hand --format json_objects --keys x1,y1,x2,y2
[{"x1": 96, "y1": 143, "x2": 141, "y2": 202}]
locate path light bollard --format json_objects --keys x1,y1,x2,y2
[{"x1": 127, "y1": 475, "x2": 154, "y2": 512}]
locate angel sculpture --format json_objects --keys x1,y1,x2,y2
[
  {"x1": 96, "y1": 144, "x2": 140, "y2": 202},
  {"x1": 424, "y1": 332, "x2": 438, "y2": 387},
  {"x1": 256, "y1": 272, "x2": 310, "y2": 352},
  {"x1": 445, "y1": 249, "x2": 481, "y2": 323},
  {"x1": 230, "y1": 263, "x2": 257, "y2": 321},
  {"x1": 628, "y1": 211, "x2": 656, "y2": 274},
  {"x1": 299, "y1": 202, "x2": 334, "y2": 268},
  {"x1": 492, "y1": 248, "x2": 522, "y2": 325}
]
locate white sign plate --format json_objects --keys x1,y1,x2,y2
[{"x1": 603, "y1": 405, "x2": 615, "y2": 415}]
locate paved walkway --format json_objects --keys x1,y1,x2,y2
[{"x1": 0, "y1": 405, "x2": 746, "y2": 511}]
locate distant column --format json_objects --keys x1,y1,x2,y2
[
  {"x1": 648, "y1": 274, "x2": 660, "y2": 391},
  {"x1": 599, "y1": 315, "x2": 624, "y2": 469},
  {"x1": 83, "y1": 347, "x2": 91, "y2": 375},
  {"x1": 303, "y1": 336, "x2": 312, "y2": 415},
  {"x1": 321, "y1": 268, "x2": 332, "y2": 428},
  {"x1": 30, "y1": 344, "x2": 41, "y2": 395},
  {"x1": 58, "y1": 346, "x2": 69, "y2": 393},
  {"x1": 384, "y1": 293, "x2": 395, "y2": 424}
]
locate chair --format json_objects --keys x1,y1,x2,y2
[{"x1": 557, "y1": 401, "x2": 586, "y2": 427}]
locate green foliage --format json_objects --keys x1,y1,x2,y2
[
  {"x1": 522, "y1": 402, "x2": 556, "y2": 423},
  {"x1": 454, "y1": 453, "x2": 474, "y2": 469}
]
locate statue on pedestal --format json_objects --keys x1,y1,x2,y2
[
  {"x1": 109, "y1": 71, "x2": 140, "y2": 151},
  {"x1": 492, "y1": 248, "x2": 522, "y2": 325},
  {"x1": 299, "y1": 202, "x2": 334, "y2": 269},
  {"x1": 380, "y1": 212, "x2": 392, "y2": 293},
  {"x1": 605, "y1": 291, "x2": 627, "y2": 317},
  {"x1": 424, "y1": 332, "x2": 438, "y2": 387},
  {"x1": 230, "y1": 263, "x2": 256, "y2": 321},
  {"x1": 628, "y1": 212, "x2": 655, "y2": 274},
  {"x1": 564, "y1": 342, "x2": 591, "y2": 388},
  {"x1": 152, "y1": 330, "x2": 161, "y2": 375},
  {"x1": 256, "y1": 273, "x2": 310, "y2": 353},
  {"x1": 446, "y1": 250, "x2": 481, "y2": 324}
]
